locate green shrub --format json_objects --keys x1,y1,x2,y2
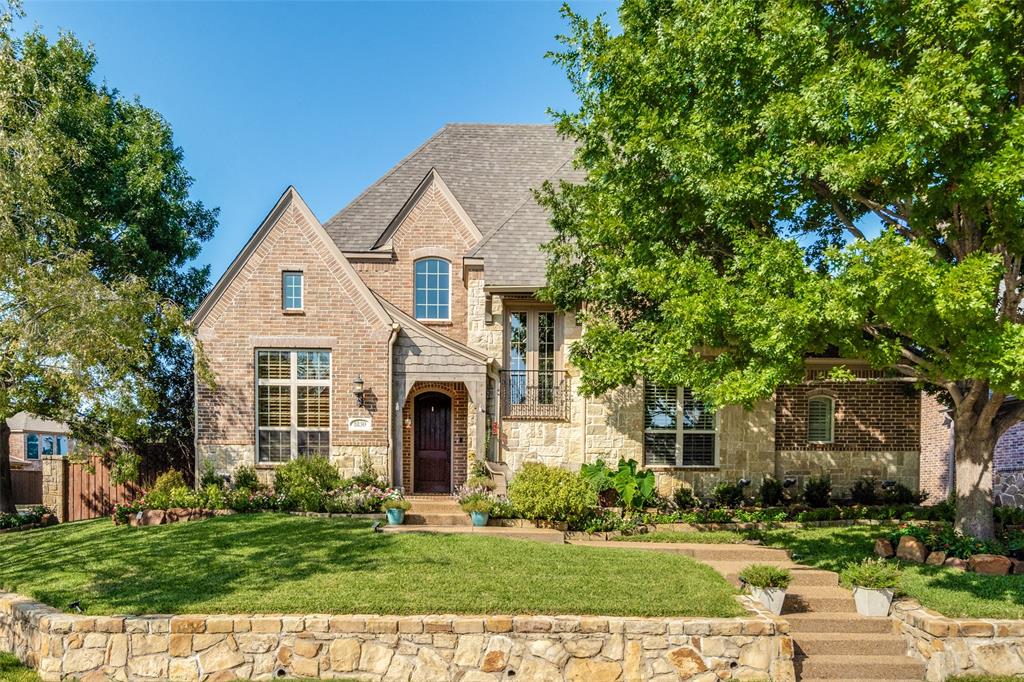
[
  {"x1": 738, "y1": 564, "x2": 791, "y2": 589},
  {"x1": 508, "y1": 462, "x2": 597, "y2": 527},
  {"x1": 202, "y1": 483, "x2": 227, "y2": 510},
  {"x1": 803, "y1": 476, "x2": 832, "y2": 508},
  {"x1": 489, "y1": 498, "x2": 518, "y2": 519},
  {"x1": 349, "y1": 453, "x2": 387, "y2": 488},
  {"x1": 274, "y1": 457, "x2": 342, "y2": 512},
  {"x1": 711, "y1": 481, "x2": 745, "y2": 507},
  {"x1": 673, "y1": 486, "x2": 698, "y2": 509},
  {"x1": 758, "y1": 477, "x2": 784, "y2": 506},
  {"x1": 199, "y1": 461, "x2": 223, "y2": 489},
  {"x1": 461, "y1": 497, "x2": 494, "y2": 514},
  {"x1": 610, "y1": 459, "x2": 656, "y2": 511},
  {"x1": 167, "y1": 486, "x2": 203, "y2": 509},
  {"x1": 466, "y1": 475, "x2": 496, "y2": 491},
  {"x1": 881, "y1": 482, "x2": 926, "y2": 505},
  {"x1": 150, "y1": 470, "x2": 186, "y2": 495},
  {"x1": 233, "y1": 466, "x2": 260, "y2": 491},
  {"x1": 841, "y1": 558, "x2": 902, "y2": 589},
  {"x1": 581, "y1": 458, "x2": 615, "y2": 493},
  {"x1": 382, "y1": 498, "x2": 411, "y2": 511},
  {"x1": 850, "y1": 478, "x2": 879, "y2": 505}
]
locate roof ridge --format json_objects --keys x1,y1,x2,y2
[{"x1": 322, "y1": 125, "x2": 451, "y2": 229}]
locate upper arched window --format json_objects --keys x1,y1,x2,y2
[
  {"x1": 414, "y1": 258, "x2": 450, "y2": 321},
  {"x1": 807, "y1": 395, "x2": 835, "y2": 443}
]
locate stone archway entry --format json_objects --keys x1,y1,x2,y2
[{"x1": 414, "y1": 392, "x2": 452, "y2": 493}]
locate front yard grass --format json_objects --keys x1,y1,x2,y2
[
  {"x1": 0, "y1": 653, "x2": 40, "y2": 682},
  {"x1": 0, "y1": 514, "x2": 742, "y2": 618},
  {"x1": 624, "y1": 525, "x2": 1024, "y2": 620}
]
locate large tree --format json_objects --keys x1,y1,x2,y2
[
  {"x1": 0, "y1": 8, "x2": 215, "y2": 511},
  {"x1": 541, "y1": 0, "x2": 1024, "y2": 538}
]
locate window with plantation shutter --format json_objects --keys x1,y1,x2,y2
[
  {"x1": 257, "y1": 349, "x2": 331, "y2": 463},
  {"x1": 807, "y1": 395, "x2": 835, "y2": 443},
  {"x1": 643, "y1": 384, "x2": 718, "y2": 467}
]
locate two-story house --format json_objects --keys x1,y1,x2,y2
[{"x1": 193, "y1": 124, "x2": 930, "y2": 497}]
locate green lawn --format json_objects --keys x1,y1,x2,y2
[
  {"x1": 0, "y1": 514, "x2": 742, "y2": 618},
  {"x1": 624, "y1": 525, "x2": 1024, "y2": 619},
  {"x1": 0, "y1": 653, "x2": 39, "y2": 682}
]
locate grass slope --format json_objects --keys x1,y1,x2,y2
[
  {"x1": 0, "y1": 514, "x2": 742, "y2": 618},
  {"x1": 624, "y1": 525, "x2": 1024, "y2": 619}
]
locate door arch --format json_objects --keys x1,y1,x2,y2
[{"x1": 414, "y1": 392, "x2": 452, "y2": 493}]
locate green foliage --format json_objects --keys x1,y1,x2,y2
[
  {"x1": 469, "y1": 458, "x2": 490, "y2": 480},
  {"x1": 758, "y1": 478, "x2": 784, "y2": 507},
  {"x1": 507, "y1": 462, "x2": 597, "y2": 527},
  {"x1": 850, "y1": 478, "x2": 879, "y2": 506},
  {"x1": 233, "y1": 466, "x2": 260, "y2": 492},
  {"x1": 150, "y1": 470, "x2": 187, "y2": 496},
  {"x1": 803, "y1": 476, "x2": 832, "y2": 508},
  {"x1": 841, "y1": 558, "x2": 902, "y2": 590},
  {"x1": 381, "y1": 499, "x2": 411, "y2": 511},
  {"x1": 199, "y1": 462, "x2": 223, "y2": 489},
  {"x1": 673, "y1": 486, "x2": 698, "y2": 510},
  {"x1": 610, "y1": 459, "x2": 656, "y2": 511},
  {"x1": 738, "y1": 564, "x2": 791, "y2": 589},
  {"x1": 349, "y1": 453, "x2": 387, "y2": 489},
  {"x1": 709, "y1": 482, "x2": 746, "y2": 508},
  {"x1": 273, "y1": 457, "x2": 342, "y2": 513},
  {"x1": 881, "y1": 483, "x2": 927, "y2": 506},
  {"x1": 461, "y1": 497, "x2": 494, "y2": 514},
  {"x1": 580, "y1": 458, "x2": 615, "y2": 493},
  {"x1": 466, "y1": 475, "x2": 496, "y2": 491}
]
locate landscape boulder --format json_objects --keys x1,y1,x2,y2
[
  {"x1": 140, "y1": 510, "x2": 166, "y2": 526},
  {"x1": 896, "y1": 535, "x2": 928, "y2": 563},
  {"x1": 967, "y1": 554, "x2": 1012, "y2": 575},
  {"x1": 924, "y1": 551, "x2": 947, "y2": 566},
  {"x1": 39, "y1": 513, "x2": 59, "y2": 527},
  {"x1": 1011, "y1": 559, "x2": 1024, "y2": 575},
  {"x1": 943, "y1": 557, "x2": 967, "y2": 571},
  {"x1": 874, "y1": 538, "x2": 895, "y2": 558}
]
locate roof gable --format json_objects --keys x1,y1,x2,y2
[{"x1": 370, "y1": 169, "x2": 482, "y2": 251}]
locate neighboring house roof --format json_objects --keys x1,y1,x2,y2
[
  {"x1": 6, "y1": 412, "x2": 68, "y2": 434},
  {"x1": 323, "y1": 124, "x2": 576, "y2": 266}
]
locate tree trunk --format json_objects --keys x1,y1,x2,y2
[
  {"x1": 952, "y1": 406, "x2": 996, "y2": 540},
  {"x1": 0, "y1": 420, "x2": 16, "y2": 514}
]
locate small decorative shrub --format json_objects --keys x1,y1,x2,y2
[
  {"x1": 274, "y1": 456, "x2": 342, "y2": 512},
  {"x1": 489, "y1": 498, "x2": 518, "y2": 519},
  {"x1": 233, "y1": 466, "x2": 260, "y2": 491},
  {"x1": 673, "y1": 486, "x2": 698, "y2": 510},
  {"x1": 350, "y1": 453, "x2": 388, "y2": 489},
  {"x1": 466, "y1": 475, "x2": 496, "y2": 491},
  {"x1": 0, "y1": 506, "x2": 51, "y2": 530},
  {"x1": 758, "y1": 477, "x2": 785, "y2": 506},
  {"x1": 507, "y1": 462, "x2": 597, "y2": 527},
  {"x1": 803, "y1": 476, "x2": 832, "y2": 508},
  {"x1": 881, "y1": 482, "x2": 926, "y2": 505},
  {"x1": 199, "y1": 461, "x2": 223, "y2": 489},
  {"x1": 461, "y1": 497, "x2": 494, "y2": 514},
  {"x1": 202, "y1": 483, "x2": 227, "y2": 510},
  {"x1": 850, "y1": 478, "x2": 879, "y2": 506},
  {"x1": 382, "y1": 499, "x2": 411, "y2": 511},
  {"x1": 711, "y1": 481, "x2": 745, "y2": 508},
  {"x1": 167, "y1": 486, "x2": 203, "y2": 509},
  {"x1": 150, "y1": 470, "x2": 186, "y2": 495},
  {"x1": 841, "y1": 558, "x2": 902, "y2": 590},
  {"x1": 738, "y1": 564, "x2": 791, "y2": 589}
]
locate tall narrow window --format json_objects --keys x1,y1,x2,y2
[
  {"x1": 807, "y1": 395, "x2": 835, "y2": 443},
  {"x1": 257, "y1": 349, "x2": 331, "y2": 463},
  {"x1": 414, "y1": 258, "x2": 451, "y2": 320},
  {"x1": 502, "y1": 309, "x2": 565, "y2": 419},
  {"x1": 25, "y1": 434, "x2": 39, "y2": 460},
  {"x1": 643, "y1": 384, "x2": 718, "y2": 467},
  {"x1": 282, "y1": 272, "x2": 303, "y2": 310}
]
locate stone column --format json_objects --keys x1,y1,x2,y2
[{"x1": 41, "y1": 456, "x2": 67, "y2": 522}]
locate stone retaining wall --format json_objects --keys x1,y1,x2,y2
[
  {"x1": 0, "y1": 592, "x2": 795, "y2": 681},
  {"x1": 892, "y1": 599, "x2": 1024, "y2": 680}
]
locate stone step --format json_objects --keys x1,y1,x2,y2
[
  {"x1": 782, "y1": 593, "x2": 856, "y2": 614},
  {"x1": 784, "y1": 613, "x2": 894, "y2": 634},
  {"x1": 405, "y1": 503, "x2": 463, "y2": 514},
  {"x1": 403, "y1": 513, "x2": 471, "y2": 527},
  {"x1": 800, "y1": 679, "x2": 924, "y2": 682},
  {"x1": 714, "y1": 564, "x2": 838, "y2": 587},
  {"x1": 792, "y1": 632, "x2": 908, "y2": 656},
  {"x1": 795, "y1": 654, "x2": 925, "y2": 680}
]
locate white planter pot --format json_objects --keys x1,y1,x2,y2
[
  {"x1": 853, "y1": 587, "x2": 894, "y2": 617},
  {"x1": 749, "y1": 586, "x2": 787, "y2": 616}
]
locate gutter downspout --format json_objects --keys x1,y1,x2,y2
[{"x1": 387, "y1": 322, "x2": 400, "y2": 487}]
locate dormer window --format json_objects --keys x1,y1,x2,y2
[
  {"x1": 414, "y1": 258, "x2": 450, "y2": 321},
  {"x1": 282, "y1": 271, "x2": 303, "y2": 311}
]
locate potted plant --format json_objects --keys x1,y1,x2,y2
[
  {"x1": 738, "y1": 564, "x2": 792, "y2": 615},
  {"x1": 841, "y1": 558, "x2": 902, "y2": 617},
  {"x1": 461, "y1": 496, "x2": 493, "y2": 527},
  {"x1": 382, "y1": 499, "x2": 411, "y2": 525}
]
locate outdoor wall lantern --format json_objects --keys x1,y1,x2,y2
[{"x1": 353, "y1": 376, "x2": 365, "y2": 407}]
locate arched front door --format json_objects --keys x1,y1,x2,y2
[{"x1": 414, "y1": 392, "x2": 452, "y2": 493}]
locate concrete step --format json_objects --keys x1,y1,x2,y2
[
  {"x1": 784, "y1": 613, "x2": 894, "y2": 634},
  {"x1": 713, "y1": 564, "x2": 837, "y2": 587},
  {"x1": 576, "y1": 541, "x2": 789, "y2": 562},
  {"x1": 795, "y1": 654, "x2": 925, "y2": 680},
  {"x1": 792, "y1": 632, "x2": 907, "y2": 657},
  {"x1": 405, "y1": 504, "x2": 463, "y2": 514},
  {"x1": 782, "y1": 593, "x2": 856, "y2": 614},
  {"x1": 382, "y1": 525, "x2": 565, "y2": 543},
  {"x1": 403, "y1": 513, "x2": 471, "y2": 526}
]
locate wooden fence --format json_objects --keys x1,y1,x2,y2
[
  {"x1": 11, "y1": 468, "x2": 42, "y2": 505},
  {"x1": 46, "y1": 455, "x2": 181, "y2": 523}
]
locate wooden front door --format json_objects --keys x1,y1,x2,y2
[{"x1": 414, "y1": 392, "x2": 451, "y2": 493}]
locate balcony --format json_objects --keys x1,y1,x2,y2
[{"x1": 500, "y1": 370, "x2": 570, "y2": 421}]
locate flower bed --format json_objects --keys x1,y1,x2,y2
[
  {"x1": 876, "y1": 523, "x2": 1024, "y2": 575},
  {"x1": 0, "y1": 507, "x2": 56, "y2": 534}
]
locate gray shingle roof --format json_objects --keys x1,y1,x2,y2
[{"x1": 322, "y1": 124, "x2": 576, "y2": 288}]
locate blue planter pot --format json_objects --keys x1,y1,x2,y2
[
  {"x1": 386, "y1": 508, "x2": 406, "y2": 525},
  {"x1": 470, "y1": 511, "x2": 489, "y2": 527}
]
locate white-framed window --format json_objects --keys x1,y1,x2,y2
[
  {"x1": 282, "y1": 271, "x2": 304, "y2": 311},
  {"x1": 807, "y1": 395, "x2": 835, "y2": 443},
  {"x1": 25, "y1": 433, "x2": 71, "y2": 460},
  {"x1": 414, "y1": 258, "x2": 450, "y2": 320},
  {"x1": 256, "y1": 349, "x2": 331, "y2": 463},
  {"x1": 643, "y1": 384, "x2": 718, "y2": 467}
]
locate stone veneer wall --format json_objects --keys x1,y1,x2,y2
[
  {"x1": 892, "y1": 599, "x2": 1024, "y2": 680},
  {"x1": 775, "y1": 449, "x2": 920, "y2": 497},
  {"x1": 993, "y1": 470, "x2": 1024, "y2": 508},
  {"x1": 0, "y1": 593, "x2": 795, "y2": 682}
]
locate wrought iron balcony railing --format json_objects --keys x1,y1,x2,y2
[{"x1": 500, "y1": 370, "x2": 570, "y2": 421}]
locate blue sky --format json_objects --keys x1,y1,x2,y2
[{"x1": 18, "y1": 1, "x2": 615, "y2": 282}]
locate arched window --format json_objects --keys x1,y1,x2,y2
[
  {"x1": 807, "y1": 395, "x2": 835, "y2": 443},
  {"x1": 414, "y1": 258, "x2": 450, "y2": 321}
]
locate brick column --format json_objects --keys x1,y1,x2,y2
[{"x1": 41, "y1": 456, "x2": 67, "y2": 522}]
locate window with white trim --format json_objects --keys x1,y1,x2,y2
[
  {"x1": 643, "y1": 384, "x2": 717, "y2": 467},
  {"x1": 24, "y1": 433, "x2": 71, "y2": 460},
  {"x1": 414, "y1": 258, "x2": 450, "y2": 320},
  {"x1": 256, "y1": 350, "x2": 331, "y2": 463},
  {"x1": 282, "y1": 272, "x2": 303, "y2": 310},
  {"x1": 807, "y1": 395, "x2": 835, "y2": 443}
]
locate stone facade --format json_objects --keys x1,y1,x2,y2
[
  {"x1": 0, "y1": 592, "x2": 795, "y2": 682},
  {"x1": 892, "y1": 599, "x2": 1024, "y2": 681},
  {"x1": 993, "y1": 470, "x2": 1024, "y2": 508}
]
